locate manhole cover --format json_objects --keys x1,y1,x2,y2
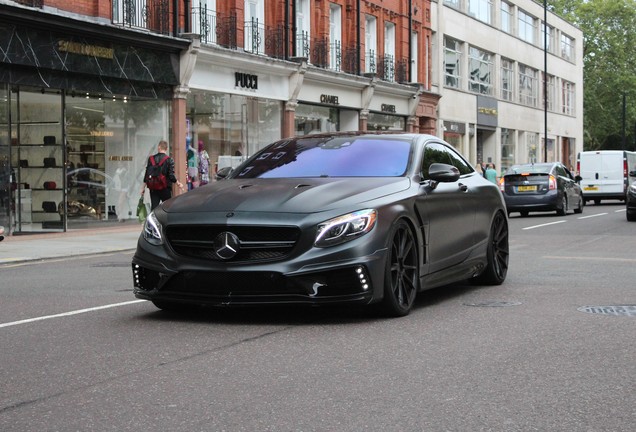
[
  {"x1": 578, "y1": 305, "x2": 636, "y2": 317},
  {"x1": 463, "y1": 301, "x2": 522, "y2": 307}
]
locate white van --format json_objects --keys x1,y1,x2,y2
[{"x1": 576, "y1": 150, "x2": 636, "y2": 204}]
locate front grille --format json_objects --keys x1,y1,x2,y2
[{"x1": 166, "y1": 225, "x2": 301, "y2": 263}]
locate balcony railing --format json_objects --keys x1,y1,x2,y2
[
  {"x1": 378, "y1": 54, "x2": 395, "y2": 82},
  {"x1": 15, "y1": 0, "x2": 43, "y2": 7},
  {"x1": 295, "y1": 31, "x2": 310, "y2": 58},
  {"x1": 216, "y1": 12, "x2": 237, "y2": 49},
  {"x1": 311, "y1": 37, "x2": 329, "y2": 69},
  {"x1": 244, "y1": 18, "x2": 265, "y2": 55},
  {"x1": 112, "y1": 0, "x2": 171, "y2": 34},
  {"x1": 265, "y1": 25, "x2": 286, "y2": 60},
  {"x1": 191, "y1": 6, "x2": 217, "y2": 45},
  {"x1": 329, "y1": 40, "x2": 342, "y2": 72}
]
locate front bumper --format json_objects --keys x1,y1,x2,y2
[{"x1": 132, "y1": 236, "x2": 386, "y2": 307}]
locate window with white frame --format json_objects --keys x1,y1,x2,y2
[
  {"x1": 469, "y1": 0, "x2": 493, "y2": 25},
  {"x1": 501, "y1": 58, "x2": 514, "y2": 101},
  {"x1": 192, "y1": 0, "x2": 217, "y2": 44},
  {"x1": 444, "y1": 36, "x2": 461, "y2": 88},
  {"x1": 544, "y1": 73, "x2": 555, "y2": 112},
  {"x1": 468, "y1": 46, "x2": 493, "y2": 95},
  {"x1": 541, "y1": 23, "x2": 554, "y2": 53},
  {"x1": 517, "y1": 10, "x2": 536, "y2": 44},
  {"x1": 444, "y1": 0, "x2": 460, "y2": 10},
  {"x1": 365, "y1": 15, "x2": 378, "y2": 74},
  {"x1": 329, "y1": 4, "x2": 342, "y2": 71},
  {"x1": 411, "y1": 31, "x2": 418, "y2": 83},
  {"x1": 501, "y1": 1, "x2": 513, "y2": 34},
  {"x1": 244, "y1": 0, "x2": 264, "y2": 54},
  {"x1": 501, "y1": 128, "x2": 515, "y2": 172},
  {"x1": 561, "y1": 33, "x2": 574, "y2": 62},
  {"x1": 519, "y1": 64, "x2": 537, "y2": 107},
  {"x1": 527, "y1": 132, "x2": 539, "y2": 163},
  {"x1": 384, "y1": 21, "x2": 396, "y2": 81},
  {"x1": 295, "y1": 0, "x2": 310, "y2": 57},
  {"x1": 562, "y1": 80, "x2": 575, "y2": 115}
]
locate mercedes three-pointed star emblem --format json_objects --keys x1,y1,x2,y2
[{"x1": 213, "y1": 232, "x2": 241, "y2": 260}]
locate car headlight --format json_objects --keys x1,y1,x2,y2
[
  {"x1": 143, "y1": 211, "x2": 163, "y2": 245},
  {"x1": 629, "y1": 183, "x2": 636, "y2": 194},
  {"x1": 315, "y1": 209, "x2": 377, "y2": 247}
]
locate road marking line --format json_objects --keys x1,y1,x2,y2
[
  {"x1": 577, "y1": 213, "x2": 608, "y2": 219},
  {"x1": 543, "y1": 256, "x2": 636, "y2": 263},
  {"x1": 0, "y1": 300, "x2": 146, "y2": 329},
  {"x1": 522, "y1": 220, "x2": 566, "y2": 230},
  {"x1": 615, "y1": 209, "x2": 626, "y2": 213}
]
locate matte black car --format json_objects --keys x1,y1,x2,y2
[
  {"x1": 627, "y1": 170, "x2": 636, "y2": 221},
  {"x1": 132, "y1": 132, "x2": 509, "y2": 317},
  {"x1": 500, "y1": 162, "x2": 584, "y2": 217}
]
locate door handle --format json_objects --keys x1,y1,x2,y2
[{"x1": 458, "y1": 183, "x2": 468, "y2": 192}]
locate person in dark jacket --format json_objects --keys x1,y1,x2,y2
[{"x1": 140, "y1": 140, "x2": 183, "y2": 210}]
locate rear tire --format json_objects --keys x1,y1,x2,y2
[
  {"x1": 574, "y1": 195, "x2": 584, "y2": 214},
  {"x1": 627, "y1": 212, "x2": 636, "y2": 222},
  {"x1": 557, "y1": 196, "x2": 567, "y2": 216},
  {"x1": 473, "y1": 212, "x2": 509, "y2": 285},
  {"x1": 381, "y1": 220, "x2": 418, "y2": 317}
]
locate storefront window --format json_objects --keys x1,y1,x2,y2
[
  {"x1": 0, "y1": 84, "x2": 9, "y2": 232},
  {"x1": 501, "y1": 128, "x2": 515, "y2": 172},
  {"x1": 187, "y1": 90, "x2": 282, "y2": 172},
  {"x1": 367, "y1": 112, "x2": 405, "y2": 131},
  {"x1": 295, "y1": 104, "x2": 339, "y2": 136},
  {"x1": 6, "y1": 86, "x2": 170, "y2": 233}
]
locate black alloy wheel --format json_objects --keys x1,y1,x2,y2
[
  {"x1": 473, "y1": 211, "x2": 509, "y2": 285},
  {"x1": 382, "y1": 220, "x2": 418, "y2": 317}
]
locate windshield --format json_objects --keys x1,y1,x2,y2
[{"x1": 232, "y1": 136, "x2": 412, "y2": 179}]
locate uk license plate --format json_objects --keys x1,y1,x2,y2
[
  {"x1": 517, "y1": 185, "x2": 537, "y2": 192},
  {"x1": 584, "y1": 186, "x2": 598, "y2": 191}
]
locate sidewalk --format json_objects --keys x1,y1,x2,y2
[{"x1": 0, "y1": 223, "x2": 143, "y2": 264}]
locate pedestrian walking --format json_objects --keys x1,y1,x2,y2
[{"x1": 140, "y1": 140, "x2": 184, "y2": 211}]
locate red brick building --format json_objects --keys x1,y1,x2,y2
[{"x1": 0, "y1": 0, "x2": 439, "y2": 234}]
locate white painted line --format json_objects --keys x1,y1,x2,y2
[
  {"x1": 0, "y1": 300, "x2": 147, "y2": 329},
  {"x1": 522, "y1": 220, "x2": 566, "y2": 230},
  {"x1": 577, "y1": 213, "x2": 608, "y2": 219},
  {"x1": 615, "y1": 209, "x2": 626, "y2": 213},
  {"x1": 544, "y1": 256, "x2": 636, "y2": 263}
]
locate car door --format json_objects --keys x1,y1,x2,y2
[
  {"x1": 557, "y1": 164, "x2": 578, "y2": 205},
  {"x1": 415, "y1": 142, "x2": 478, "y2": 273}
]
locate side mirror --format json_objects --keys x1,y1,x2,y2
[
  {"x1": 215, "y1": 166, "x2": 233, "y2": 180},
  {"x1": 629, "y1": 170, "x2": 636, "y2": 178},
  {"x1": 575, "y1": 175, "x2": 582, "y2": 183},
  {"x1": 428, "y1": 163, "x2": 460, "y2": 183}
]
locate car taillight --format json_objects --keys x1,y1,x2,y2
[
  {"x1": 498, "y1": 177, "x2": 505, "y2": 191},
  {"x1": 549, "y1": 175, "x2": 557, "y2": 190}
]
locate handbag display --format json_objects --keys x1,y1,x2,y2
[
  {"x1": 43, "y1": 181, "x2": 57, "y2": 190},
  {"x1": 43, "y1": 136, "x2": 56, "y2": 145},
  {"x1": 42, "y1": 201, "x2": 57, "y2": 213},
  {"x1": 43, "y1": 157, "x2": 56, "y2": 168}
]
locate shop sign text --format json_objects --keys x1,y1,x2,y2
[
  {"x1": 381, "y1": 104, "x2": 396, "y2": 113},
  {"x1": 235, "y1": 72, "x2": 258, "y2": 90},
  {"x1": 320, "y1": 94, "x2": 340, "y2": 105}
]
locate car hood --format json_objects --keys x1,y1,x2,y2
[{"x1": 163, "y1": 177, "x2": 411, "y2": 213}]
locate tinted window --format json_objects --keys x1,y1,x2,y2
[
  {"x1": 233, "y1": 136, "x2": 412, "y2": 178},
  {"x1": 421, "y1": 142, "x2": 473, "y2": 179},
  {"x1": 506, "y1": 163, "x2": 553, "y2": 174}
]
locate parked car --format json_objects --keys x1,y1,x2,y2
[
  {"x1": 627, "y1": 170, "x2": 636, "y2": 221},
  {"x1": 500, "y1": 162, "x2": 584, "y2": 217},
  {"x1": 132, "y1": 132, "x2": 509, "y2": 317}
]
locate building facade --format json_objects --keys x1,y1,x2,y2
[
  {"x1": 0, "y1": 0, "x2": 583, "y2": 235},
  {"x1": 431, "y1": 0, "x2": 584, "y2": 174}
]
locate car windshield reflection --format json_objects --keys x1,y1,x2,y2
[{"x1": 233, "y1": 136, "x2": 412, "y2": 179}]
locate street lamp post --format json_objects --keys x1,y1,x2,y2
[{"x1": 544, "y1": 0, "x2": 548, "y2": 162}]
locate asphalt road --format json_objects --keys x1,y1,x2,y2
[{"x1": 1, "y1": 203, "x2": 634, "y2": 431}]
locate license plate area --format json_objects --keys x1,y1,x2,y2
[
  {"x1": 584, "y1": 186, "x2": 598, "y2": 191},
  {"x1": 517, "y1": 185, "x2": 537, "y2": 192}
]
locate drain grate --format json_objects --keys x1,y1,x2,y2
[
  {"x1": 578, "y1": 305, "x2": 636, "y2": 317},
  {"x1": 463, "y1": 301, "x2": 522, "y2": 307}
]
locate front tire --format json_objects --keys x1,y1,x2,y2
[
  {"x1": 574, "y1": 195, "x2": 584, "y2": 214},
  {"x1": 473, "y1": 212, "x2": 509, "y2": 285},
  {"x1": 381, "y1": 220, "x2": 418, "y2": 317}
]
